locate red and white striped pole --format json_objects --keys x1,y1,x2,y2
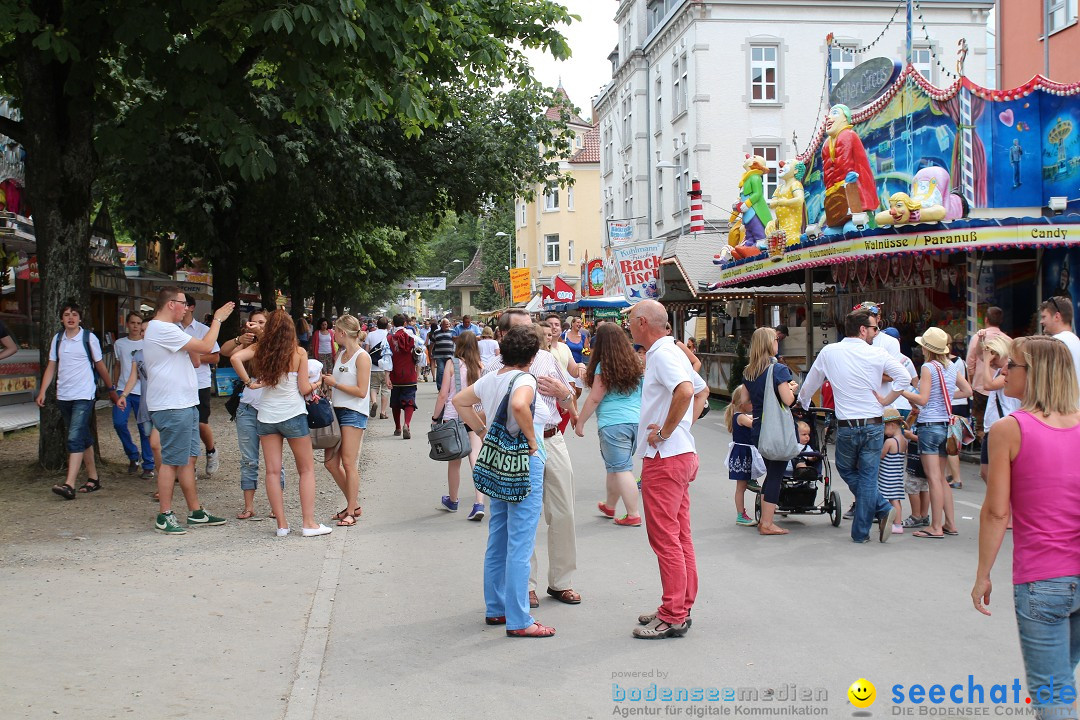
[{"x1": 689, "y1": 179, "x2": 704, "y2": 233}]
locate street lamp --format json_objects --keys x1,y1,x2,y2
[
  {"x1": 495, "y1": 231, "x2": 511, "y2": 268},
  {"x1": 656, "y1": 161, "x2": 688, "y2": 237},
  {"x1": 451, "y1": 259, "x2": 465, "y2": 273}
]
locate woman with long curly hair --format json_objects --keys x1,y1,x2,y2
[
  {"x1": 431, "y1": 332, "x2": 486, "y2": 520},
  {"x1": 575, "y1": 322, "x2": 644, "y2": 526},
  {"x1": 231, "y1": 310, "x2": 331, "y2": 538}
]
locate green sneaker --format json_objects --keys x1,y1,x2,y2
[
  {"x1": 155, "y1": 512, "x2": 187, "y2": 535},
  {"x1": 747, "y1": 479, "x2": 762, "y2": 493},
  {"x1": 736, "y1": 511, "x2": 757, "y2": 527},
  {"x1": 187, "y1": 508, "x2": 226, "y2": 526}
]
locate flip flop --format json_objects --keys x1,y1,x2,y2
[
  {"x1": 236, "y1": 509, "x2": 256, "y2": 520},
  {"x1": 912, "y1": 530, "x2": 944, "y2": 539},
  {"x1": 943, "y1": 528, "x2": 959, "y2": 536}
]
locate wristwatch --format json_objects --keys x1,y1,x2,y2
[{"x1": 563, "y1": 390, "x2": 573, "y2": 402}]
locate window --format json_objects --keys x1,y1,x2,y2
[
  {"x1": 673, "y1": 150, "x2": 689, "y2": 220},
  {"x1": 604, "y1": 193, "x2": 615, "y2": 220},
  {"x1": 518, "y1": 202, "x2": 527, "y2": 227},
  {"x1": 672, "y1": 52, "x2": 688, "y2": 117},
  {"x1": 544, "y1": 188, "x2": 559, "y2": 211},
  {"x1": 602, "y1": 124, "x2": 613, "y2": 172},
  {"x1": 751, "y1": 145, "x2": 780, "y2": 199},
  {"x1": 750, "y1": 45, "x2": 778, "y2": 102},
  {"x1": 656, "y1": 168, "x2": 665, "y2": 221},
  {"x1": 622, "y1": 21, "x2": 632, "y2": 62},
  {"x1": 469, "y1": 290, "x2": 481, "y2": 307},
  {"x1": 654, "y1": 75, "x2": 663, "y2": 133},
  {"x1": 568, "y1": 240, "x2": 575, "y2": 264},
  {"x1": 575, "y1": 133, "x2": 583, "y2": 149},
  {"x1": 623, "y1": 176, "x2": 634, "y2": 217},
  {"x1": 1049, "y1": 0, "x2": 1078, "y2": 33},
  {"x1": 647, "y1": 0, "x2": 667, "y2": 34},
  {"x1": 567, "y1": 186, "x2": 575, "y2": 211},
  {"x1": 545, "y1": 234, "x2": 560, "y2": 264},
  {"x1": 912, "y1": 47, "x2": 932, "y2": 82},
  {"x1": 830, "y1": 45, "x2": 857, "y2": 86},
  {"x1": 621, "y1": 94, "x2": 632, "y2": 148}
]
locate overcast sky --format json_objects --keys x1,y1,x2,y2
[{"x1": 522, "y1": 0, "x2": 619, "y2": 120}]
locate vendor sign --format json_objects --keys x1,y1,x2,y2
[
  {"x1": 607, "y1": 219, "x2": 635, "y2": 246},
  {"x1": 612, "y1": 239, "x2": 664, "y2": 303},
  {"x1": 510, "y1": 267, "x2": 531, "y2": 304},
  {"x1": 711, "y1": 219, "x2": 1080, "y2": 288}
]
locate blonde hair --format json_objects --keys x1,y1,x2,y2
[
  {"x1": 743, "y1": 327, "x2": 778, "y2": 381},
  {"x1": 1012, "y1": 336, "x2": 1080, "y2": 416},
  {"x1": 984, "y1": 335, "x2": 1011, "y2": 359},
  {"x1": 924, "y1": 349, "x2": 950, "y2": 365},
  {"x1": 796, "y1": 421, "x2": 811, "y2": 435},
  {"x1": 725, "y1": 384, "x2": 750, "y2": 432},
  {"x1": 481, "y1": 326, "x2": 494, "y2": 338},
  {"x1": 334, "y1": 314, "x2": 361, "y2": 340},
  {"x1": 532, "y1": 323, "x2": 550, "y2": 351},
  {"x1": 889, "y1": 191, "x2": 922, "y2": 213}
]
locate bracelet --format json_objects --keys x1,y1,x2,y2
[{"x1": 656, "y1": 429, "x2": 666, "y2": 441}]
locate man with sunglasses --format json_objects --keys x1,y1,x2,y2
[
  {"x1": 798, "y1": 310, "x2": 914, "y2": 544},
  {"x1": 1040, "y1": 296, "x2": 1080, "y2": 386},
  {"x1": 853, "y1": 301, "x2": 900, "y2": 358}
]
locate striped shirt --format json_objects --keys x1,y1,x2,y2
[
  {"x1": 481, "y1": 349, "x2": 573, "y2": 429},
  {"x1": 430, "y1": 329, "x2": 455, "y2": 360}
]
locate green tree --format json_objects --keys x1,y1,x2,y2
[
  {"x1": 0, "y1": 0, "x2": 575, "y2": 467},
  {"x1": 474, "y1": 204, "x2": 517, "y2": 313}
]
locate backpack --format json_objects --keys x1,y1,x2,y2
[{"x1": 52, "y1": 330, "x2": 98, "y2": 389}]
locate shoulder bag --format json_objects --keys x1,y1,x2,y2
[
  {"x1": 472, "y1": 372, "x2": 536, "y2": 503},
  {"x1": 427, "y1": 359, "x2": 472, "y2": 461},
  {"x1": 757, "y1": 363, "x2": 802, "y2": 461},
  {"x1": 306, "y1": 391, "x2": 335, "y2": 429},
  {"x1": 932, "y1": 362, "x2": 975, "y2": 455}
]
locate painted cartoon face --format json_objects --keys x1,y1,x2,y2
[
  {"x1": 826, "y1": 106, "x2": 849, "y2": 137},
  {"x1": 888, "y1": 198, "x2": 912, "y2": 223}
]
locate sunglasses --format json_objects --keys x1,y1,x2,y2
[
  {"x1": 1049, "y1": 297, "x2": 1063, "y2": 315},
  {"x1": 1006, "y1": 359, "x2": 1027, "y2": 371},
  {"x1": 862, "y1": 324, "x2": 880, "y2": 332}
]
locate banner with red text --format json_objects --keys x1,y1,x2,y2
[{"x1": 611, "y1": 240, "x2": 663, "y2": 304}]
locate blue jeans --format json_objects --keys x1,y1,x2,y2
[
  {"x1": 235, "y1": 402, "x2": 284, "y2": 491},
  {"x1": 256, "y1": 412, "x2": 309, "y2": 438},
  {"x1": 1014, "y1": 577, "x2": 1080, "y2": 719},
  {"x1": 112, "y1": 394, "x2": 154, "y2": 470},
  {"x1": 434, "y1": 357, "x2": 451, "y2": 392},
  {"x1": 835, "y1": 425, "x2": 893, "y2": 542},
  {"x1": 57, "y1": 399, "x2": 95, "y2": 453},
  {"x1": 150, "y1": 406, "x2": 200, "y2": 467},
  {"x1": 484, "y1": 447, "x2": 546, "y2": 631}
]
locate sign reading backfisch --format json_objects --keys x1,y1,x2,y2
[{"x1": 612, "y1": 240, "x2": 664, "y2": 303}]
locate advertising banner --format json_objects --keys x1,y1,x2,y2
[
  {"x1": 611, "y1": 239, "x2": 664, "y2": 304},
  {"x1": 587, "y1": 258, "x2": 605, "y2": 296},
  {"x1": 397, "y1": 277, "x2": 447, "y2": 291},
  {"x1": 510, "y1": 267, "x2": 531, "y2": 304},
  {"x1": 606, "y1": 219, "x2": 635, "y2": 246}
]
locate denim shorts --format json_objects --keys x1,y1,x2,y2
[
  {"x1": 57, "y1": 399, "x2": 95, "y2": 453},
  {"x1": 917, "y1": 423, "x2": 949, "y2": 457},
  {"x1": 150, "y1": 406, "x2": 201, "y2": 466},
  {"x1": 335, "y1": 407, "x2": 368, "y2": 429},
  {"x1": 256, "y1": 412, "x2": 310, "y2": 439},
  {"x1": 598, "y1": 422, "x2": 637, "y2": 473}
]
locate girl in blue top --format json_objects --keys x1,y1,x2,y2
[
  {"x1": 725, "y1": 384, "x2": 763, "y2": 526},
  {"x1": 576, "y1": 323, "x2": 643, "y2": 526}
]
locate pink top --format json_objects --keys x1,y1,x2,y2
[{"x1": 1009, "y1": 410, "x2": 1080, "y2": 584}]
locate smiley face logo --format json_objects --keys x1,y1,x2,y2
[{"x1": 847, "y1": 678, "x2": 876, "y2": 709}]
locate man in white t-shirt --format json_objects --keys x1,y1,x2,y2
[
  {"x1": 36, "y1": 301, "x2": 120, "y2": 499},
  {"x1": 142, "y1": 286, "x2": 234, "y2": 535},
  {"x1": 363, "y1": 316, "x2": 390, "y2": 418},
  {"x1": 180, "y1": 297, "x2": 221, "y2": 474},
  {"x1": 628, "y1": 299, "x2": 709, "y2": 639},
  {"x1": 1040, "y1": 296, "x2": 1080, "y2": 389},
  {"x1": 111, "y1": 312, "x2": 154, "y2": 478}
]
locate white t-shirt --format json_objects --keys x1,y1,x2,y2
[
  {"x1": 113, "y1": 336, "x2": 143, "y2": 396},
  {"x1": 316, "y1": 330, "x2": 334, "y2": 355},
  {"x1": 637, "y1": 336, "x2": 707, "y2": 459},
  {"x1": 332, "y1": 347, "x2": 370, "y2": 414},
  {"x1": 364, "y1": 328, "x2": 389, "y2": 363},
  {"x1": 471, "y1": 369, "x2": 538, "y2": 435},
  {"x1": 951, "y1": 357, "x2": 969, "y2": 408},
  {"x1": 478, "y1": 338, "x2": 500, "y2": 366},
  {"x1": 1053, "y1": 330, "x2": 1080, "y2": 387},
  {"x1": 49, "y1": 329, "x2": 103, "y2": 401},
  {"x1": 143, "y1": 320, "x2": 198, "y2": 411},
  {"x1": 179, "y1": 319, "x2": 218, "y2": 390}
]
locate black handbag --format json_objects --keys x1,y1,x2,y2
[
  {"x1": 225, "y1": 379, "x2": 244, "y2": 421},
  {"x1": 306, "y1": 392, "x2": 335, "y2": 429}
]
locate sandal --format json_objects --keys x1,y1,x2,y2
[
  {"x1": 943, "y1": 527, "x2": 959, "y2": 536},
  {"x1": 546, "y1": 587, "x2": 581, "y2": 604},
  {"x1": 336, "y1": 515, "x2": 357, "y2": 527},
  {"x1": 77, "y1": 478, "x2": 102, "y2": 493},
  {"x1": 632, "y1": 618, "x2": 689, "y2": 639},
  {"x1": 912, "y1": 530, "x2": 944, "y2": 539},
  {"x1": 236, "y1": 509, "x2": 256, "y2": 520},
  {"x1": 331, "y1": 508, "x2": 351, "y2": 521},
  {"x1": 758, "y1": 525, "x2": 789, "y2": 536},
  {"x1": 52, "y1": 484, "x2": 76, "y2": 500},
  {"x1": 506, "y1": 621, "x2": 555, "y2": 638}
]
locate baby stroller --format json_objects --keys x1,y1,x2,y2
[{"x1": 754, "y1": 407, "x2": 843, "y2": 527}]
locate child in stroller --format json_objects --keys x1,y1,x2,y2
[{"x1": 781, "y1": 421, "x2": 824, "y2": 508}]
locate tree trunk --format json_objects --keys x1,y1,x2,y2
[
  {"x1": 313, "y1": 288, "x2": 329, "y2": 323},
  {"x1": 17, "y1": 41, "x2": 97, "y2": 471},
  {"x1": 288, "y1": 263, "x2": 305, "y2": 321},
  {"x1": 210, "y1": 214, "x2": 242, "y2": 340},
  {"x1": 256, "y1": 261, "x2": 276, "y2": 313}
]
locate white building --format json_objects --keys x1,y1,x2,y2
[{"x1": 595, "y1": 0, "x2": 994, "y2": 245}]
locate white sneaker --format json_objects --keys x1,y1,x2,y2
[
  {"x1": 205, "y1": 449, "x2": 220, "y2": 475},
  {"x1": 302, "y1": 524, "x2": 332, "y2": 537},
  {"x1": 276, "y1": 527, "x2": 291, "y2": 537}
]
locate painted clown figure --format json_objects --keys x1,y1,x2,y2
[
  {"x1": 734, "y1": 154, "x2": 773, "y2": 247},
  {"x1": 821, "y1": 104, "x2": 878, "y2": 236}
]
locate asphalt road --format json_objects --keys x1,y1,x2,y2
[{"x1": 0, "y1": 382, "x2": 1032, "y2": 720}]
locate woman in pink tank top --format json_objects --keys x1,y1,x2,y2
[{"x1": 972, "y1": 336, "x2": 1080, "y2": 718}]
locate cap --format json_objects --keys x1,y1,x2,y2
[
  {"x1": 882, "y1": 407, "x2": 903, "y2": 424},
  {"x1": 883, "y1": 327, "x2": 900, "y2": 339}
]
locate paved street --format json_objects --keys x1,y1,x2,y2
[{"x1": 1, "y1": 382, "x2": 1027, "y2": 719}]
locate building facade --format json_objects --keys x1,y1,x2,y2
[
  {"x1": 997, "y1": 0, "x2": 1080, "y2": 88},
  {"x1": 515, "y1": 89, "x2": 602, "y2": 299},
  {"x1": 595, "y1": 0, "x2": 993, "y2": 246}
]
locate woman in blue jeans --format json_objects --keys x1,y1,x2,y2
[
  {"x1": 973, "y1": 336, "x2": 1080, "y2": 719},
  {"x1": 453, "y1": 325, "x2": 553, "y2": 638}
]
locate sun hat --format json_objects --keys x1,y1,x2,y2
[
  {"x1": 914, "y1": 327, "x2": 950, "y2": 355},
  {"x1": 882, "y1": 407, "x2": 903, "y2": 424}
]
